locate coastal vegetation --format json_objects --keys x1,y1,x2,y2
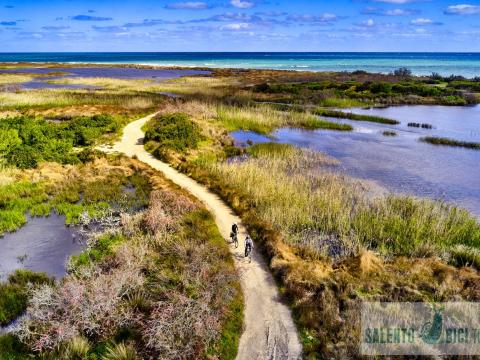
[
  {"x1": 420, "y1": 136, "x2": 480, "y2": 150},
  {"x1": 0, "y1": 114, "x2": 125, "y2": 168},
  {"x1": 247, "y1": 71, "x2": 479, "y2": 106},
  {"x1": 0, "y1": 157, "x2": 152, "y2": 234},
  {"x1": 144, "y1": 112, "x2": 203, "y2": 161},
  {"x1": 216, "y1": 105, "x2": 353, "y2": 133},
  {"x1": 313, "y1": 108, "x2": 399, "y2": 125},
  {"x1": 0, "y1": 270, "x2": 53, "y2": 326},
  {"x1": 1, "y1": 64, "x2": 479, "y2": 359},
  {"x1": 141, "y1": 95, "x2": 480, "y2": 358},
  {"x1": 0, "y1": 157, "x2": 242, "y2": 359}
]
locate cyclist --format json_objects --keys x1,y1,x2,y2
[
  {"x1": 245, "y1": 235, "x2": 254, "y2": 258},
  {"x1": 230, "y1": 222, "x2": 239, "y2": 246},
  {"x1": 231, "y1": 222, "x2": 238, "y2": 236}
]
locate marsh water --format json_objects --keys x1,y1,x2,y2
[
  {"x1": 0, "y1": 214, "x2": 83, "y2": 280},
  {"x1": 1, "y1": 67, "x2": 209, "y2": 89},
  {"x1": 232, "y1": 105, "x2": 480, "y2": 217}
]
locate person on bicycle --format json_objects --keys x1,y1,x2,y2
[
  {"x1": 245, "y1": 235, "x2": 254, "y2": 257},
  {"x1": 231, "y1": 222, "x2": 238, "y2": 236}
]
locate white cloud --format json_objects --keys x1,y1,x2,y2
[
  {"x1": 362, "y1": 7, "x2": 419, "y2": 16},
  {"x1": 221, "y1": 22, "x2": 251, "y2": 30},
  {"x1": 165, "y1": 2, "x2": 209, "y2": 10},
  {"x1": 410, "y1": 18, "x2": 433, "y2": 25},
  {"x1": 287, "y1": 13, "x2": 339, "y2": 23},
  {"x1": 358, "y1": 19, "x2": 376, "y2": 27},
  {"x1": 230, "y1": 0, "x2": 254, "y2": 9},
  {"x1": 444, "y1": 4, "x2": 480, "y2": 15},
  {"x1": 373, "y1": 0, "x2": 419, "y2": 3}
]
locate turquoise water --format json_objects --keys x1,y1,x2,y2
[{"x1": 1, "y1": 53, "x2": 480, "y2": 78}]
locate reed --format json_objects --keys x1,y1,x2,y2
[
  {"x1": 421, "y1": 136, "x2": 480, "y2": 149},
  {"x1": 314, "y1": 108, "x2": 400, "y2": 125},
  {"x1": 204, "y1": 144, "x2": 480, "y2": 259},
  {"x1": 217, "y1": 105, "x2": 353, "y2": 134}
]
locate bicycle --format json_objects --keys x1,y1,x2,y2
[{"x1": 230, "y1": 231, "x2": 239, "y2": 248}]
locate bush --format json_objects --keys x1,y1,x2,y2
[
  {"x1": 0, "y1": 270, "x2": 53, "y2": 326},
  {"x1": 393, "y1": 67, "x2": 412, "y2": 77},
  {"x1": 144, "y1": 113, "x2": 202, "y2": 154},
  {"x1": 0, "y1": 334, "x2": 30, "y2": 360},
  {"x1": 0, "y1": 115, "x2": 120, "y2": 168}
]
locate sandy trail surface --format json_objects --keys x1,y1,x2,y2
[{"x1": 100, "y1": 113, "x2": 302, "y2": 360}]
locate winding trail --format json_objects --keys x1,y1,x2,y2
[{"x1": 100, "y1": 113, "x2": 302, "y2": 360}]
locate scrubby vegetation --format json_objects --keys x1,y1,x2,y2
[
  {"x1": 144, "y1": 112, "x2": 203, "y2": 160},
  {"x1": 2, "y1": 64, "x2": 480, "y2": 359},
  {"x1": 0, "y1": 157, "x2": 152, "y2": 234},
  {"x1": 421, "y1": 136, "x2": 480, "y2": 149},
  {"x1": 1, "y1": 158, "x2": 242, "y2": 359},
  {"x1": 247, "y1": 71, "x2": 479, "y2": 106},
  {"x1": 0, "y1": 115, "x2": 124, "y2": 168},
  {"x1": 9, "y1": 189, "x2": 241, "y2": 359},
  {"x1": 0, "y1": 270, "x2": 53, "y2": 326},
  {"x1": 175, "y1": 142, "x2": 480, "y2": 357},
  {"x1": 144, "y1": 95, "x2": 480, "y2": 358}
]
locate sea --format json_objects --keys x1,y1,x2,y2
[{"x1": 1, "y1": 52, "x2": 480, "y2": 78}]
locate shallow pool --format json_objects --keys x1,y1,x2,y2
[
  {"x1": 231, "y1": 105, "x2": 480, "y2": 216},
  {"x1": 0, "y1": 214, "x2": 83, "y2": 280},
  {"x1": 0, "y1": 66, "x2": 210, "y2": 90}
]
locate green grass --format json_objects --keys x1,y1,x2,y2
[
  {"x1": 314, "y1": 108, "x2": 400, "y2": 125},
  {"x1": 0, "y1": 159, "x2": 152, "y2": 235},
  {"x1": 216, "y1": 105, "x2": 352, "y2": 134},
  {"x1": 70, "y1": 233, "x2": 126, "y2": 269},
  {"x1": 0, "y1": 334, "x2": 30, "y2": 360},
  {"x1": 247, "y1": 143, "x2": 297, "y2": 158},
  {"x1": 301, "y1": 118, "x2": 353, "y2": 131},
  {"x1": 420, "y1": 136, "x2": 480, "y2": 150},
  {"x1": 0, "y1": 270, "x2": 53, "y2": 326}
]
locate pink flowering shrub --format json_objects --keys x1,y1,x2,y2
[
  {"x1": 14, "y1": 188, "x2": 240, "y2": 359},
  {"x1": 144, "y1": 190, "x2": 197, "y2": 235},
  {"x1": 15, "y1": 245, "x2": 145, "y2": 352}
]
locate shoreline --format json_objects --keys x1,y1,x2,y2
[{"x1": 1, "y1": 61, "x2": 479, "y2": 79}]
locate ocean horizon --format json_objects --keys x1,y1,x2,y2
[{"x1": 1, "y1": 52, "x2": 480, "y2": 78}]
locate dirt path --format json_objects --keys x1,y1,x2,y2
[{"x1": 100, "y1": 113, "x2": 302, "y2": 360}]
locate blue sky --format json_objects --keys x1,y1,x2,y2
[{"x1": 1, "y1": 0, "x2": 480, "y2": 51}]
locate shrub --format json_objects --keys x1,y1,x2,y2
[
  {"x1": 144, "y1": 113, "x2": 202, "y2": 154},
  {"x1": 0, "y1": 270, "x2": 53, "y2": 326},
  {"x1": 393, "y1": 67, "x2": 412, "y2": 77},
  {"x1": 0, "y1": 334, "x2": 30, "y2": 360},
  {"x1": 0, "y1": 115, "x2": 120, "y2": 168}
]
